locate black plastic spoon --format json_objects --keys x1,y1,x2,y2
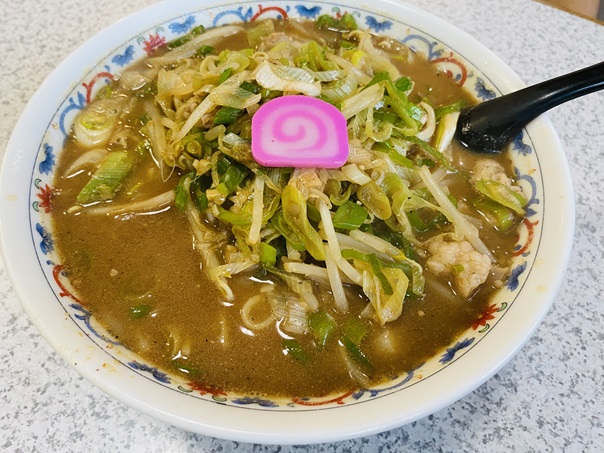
[{"x1": 455, "y1": 61, "x2": 604, "y2": 154}]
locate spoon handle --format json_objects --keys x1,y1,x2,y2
[{"x1": 456, "y1": 61, "x2": 604, "y2": 153}]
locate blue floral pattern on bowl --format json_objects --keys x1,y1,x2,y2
[{"x1": 28, "y1": 1, "x2": 543, "y2": 410}]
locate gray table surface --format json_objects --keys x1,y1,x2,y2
[{"x1": 1, "y1": 0, "x2": 603, "y2": 451}]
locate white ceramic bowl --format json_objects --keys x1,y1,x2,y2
[{"x1": 0, "y1": 0, "x2": 574, "y2": 444}]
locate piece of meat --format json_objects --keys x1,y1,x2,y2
[{"x1": 426, "y1": 236, "x2": 491, "y2": 298}]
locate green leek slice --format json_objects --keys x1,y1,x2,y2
[{"x1": 77, "y1": 151, "x2": 136, "y2": 204}]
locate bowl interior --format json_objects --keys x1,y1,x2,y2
[{"x1": 0, "y1": 0, "x2": 574, "y2": 444}]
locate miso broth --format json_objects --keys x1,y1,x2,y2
[{"x1": 51, "y1": 17, "x2": 524, "y2": 398}]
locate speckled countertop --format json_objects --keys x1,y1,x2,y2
[{"x1": 1, "y1": 0, "x2": 603, "y2": 451}]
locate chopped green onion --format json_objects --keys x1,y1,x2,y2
[
  {"x1": 373, "y1": 109, "x2": 400, "y2": 125},
  {"x1": 282, "y1": 339, "x2": 308, "y2": 363},
  {"x1": 129, "y1": 304, "x2": 152, "y2": 319},
  {"x1": 213, "y1": 106, "x2": 244, "y2": 125},
  {"x1": 77, "y1": 151, "x2": 136, "y2": 204},
  {"x1": 94, "y1": 85, "x2": 113, "y2": 100},
  {"x1": 321, "y1": 71, "x2": 358, "y2": 103},
  {"x1": 308, "y1": 311, "x2": 336, "y2": 348},
  {"x1": 367, "y1": 253, "x2": 394, "y2": 295},
  {"x1": 404, "y1": 135, "x2": 455, "y2": 172},
  {"x1": 294, "y1": 40, "x2": 337, "y2": 71},
  {"x1": 174, "y1": 173, "x2": 192, "y2": 212},
  {"x1": 341, "y1": 248, "x2": 368, "y2": 262},
  {"x1": 239, "y1": 81, "x2": 260, "y2": 94},
  {"x1": 473, "y1": 197, "x2": 516, "y2": 231},
  {"x1": 270, "y1": 236, "x2": 288, "y2": 265},
  {"x1": 394, "y1": 76, "x2": 413, "y2": 92},
  {"x1": 342, "y1": 247, "x2": 424, "y2": 297},
  {"x1": 238, "y1": 119, "x2": 253, "y2": 140},
  {"x1": 451, "y1": 263, "x2": 465, "y2": 274},
  {"x1": 315, "y1": 14, "x2": 337, "y2": 30},
  {"x1": 215, "y1": 207, "x2": 252, "y2": 226},
  {"x1": 306, "y1": 203, "x2": 322, "y2": 223},
  {"x1": 218, "y1": 68, "x2": 233, "y2": 84},
  {"x1": 434, "y1": 99, "x2": 466, "y2": 121},
  {"x1": 270, "y1": 210, "x2": 306, "y2": 252},
  {"x1": 260, "y1": 88, "x2": 280, "y2": 101},
  {"x1": 383, "y1": 81, "x2": 423, "y2": 131},
  {"x1": 184, "y1": 138, "x2": 202, "y2": 157},
  {"x1": 356, "y1": 182, "x2": 392, "y2": 220},
  {"x1": 378, "y1": 219, "x2": 416, "y2": 259},
  {"x1": 341, "y1": 317, "x2": 372, "y2": 369},
  {"x1": 172, "y1": 359, "x2": 200, "y2": 375},
  {"x1": 316, "y1": 13, "x2": 357, "y2": 32},
  {"x1": 407, "y1": 209, "x2": 449, "y2": 233},
  {"x1": 341, "y1": 336, "x2": 372, "y2": 369},
  {"x1": 337, "y1": 12, "x2": 358, "y2": 30},
  {"x1": 407, "y1": 210, "x2": 429, "y2": 232},
  {"x1": 167, "y1": 25, "x2": 205, "y2": 49},
  {"x1": 332, "y1": 201, "x2": 368, "y2": 230},
  {"x1": 194, "y1": 45, "x2": 214, "y2": 57},
  {"x1": 259, "y1": 242, "x2": 277, "y2": 268},
  {"x1": 341, "y1": 248, "x2": 394, "y2": 295},
  {"x1": 325, "y1": 180, "x2": 354, "y2": 206},
  {"x1": 216, "y1": 154, "x2": 232, "y2": 173},
  {"x1": 343, "y1": 317, "x2": 368, "y2": 347},
  {"x1": 364, "y1": 71, "x2": 391, "y2": 90},
  {"x1": 193, "y1": 187, "x2": 209, "y2": 212},
  {"x1": 373, "y1": 142, "x2": 414, "y2": 168},
  {"x1": 474, "y1": 179, "x2": 526, "y2": 215},
  {"x1": 382, "y1": 259, "x2": 425, "y2": 297},
  {"x1": 73, "y1": 108, "x2": 118, "y2": 148},
  {"x1": 217, "y1": 159, "x2": 250, "y2": 196},
  {"x1": 416, "y1": 158, "x2": 435, "y2": 168},
  {"x1": 190, "y1": 175, "x2": 211, "y2": 213}
]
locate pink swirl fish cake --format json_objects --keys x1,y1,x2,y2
[{"x1": 251, "y1": 95, "x2": 349, "y2": 168}]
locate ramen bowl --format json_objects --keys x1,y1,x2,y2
[{"x1": 0, "y1": 0, "x2": 574, "y2": 444}]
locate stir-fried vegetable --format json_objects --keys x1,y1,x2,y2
[
  {"x1": 474, "y1": 179, "x2": 527, "y2": 215},
  {"x1": 67, "y1": 18, "x2": 527, "y2": 385},
  {"x1": 149, "y1": 21, "x2": 519, "y2": 319}
]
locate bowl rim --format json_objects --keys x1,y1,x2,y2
[{"x1": 0, "y1": 0, "x2": 575, "y2": 444}]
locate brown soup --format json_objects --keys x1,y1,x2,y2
[{"x1": 51, "y1": 17, "x2": 523, "y2": 398}]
